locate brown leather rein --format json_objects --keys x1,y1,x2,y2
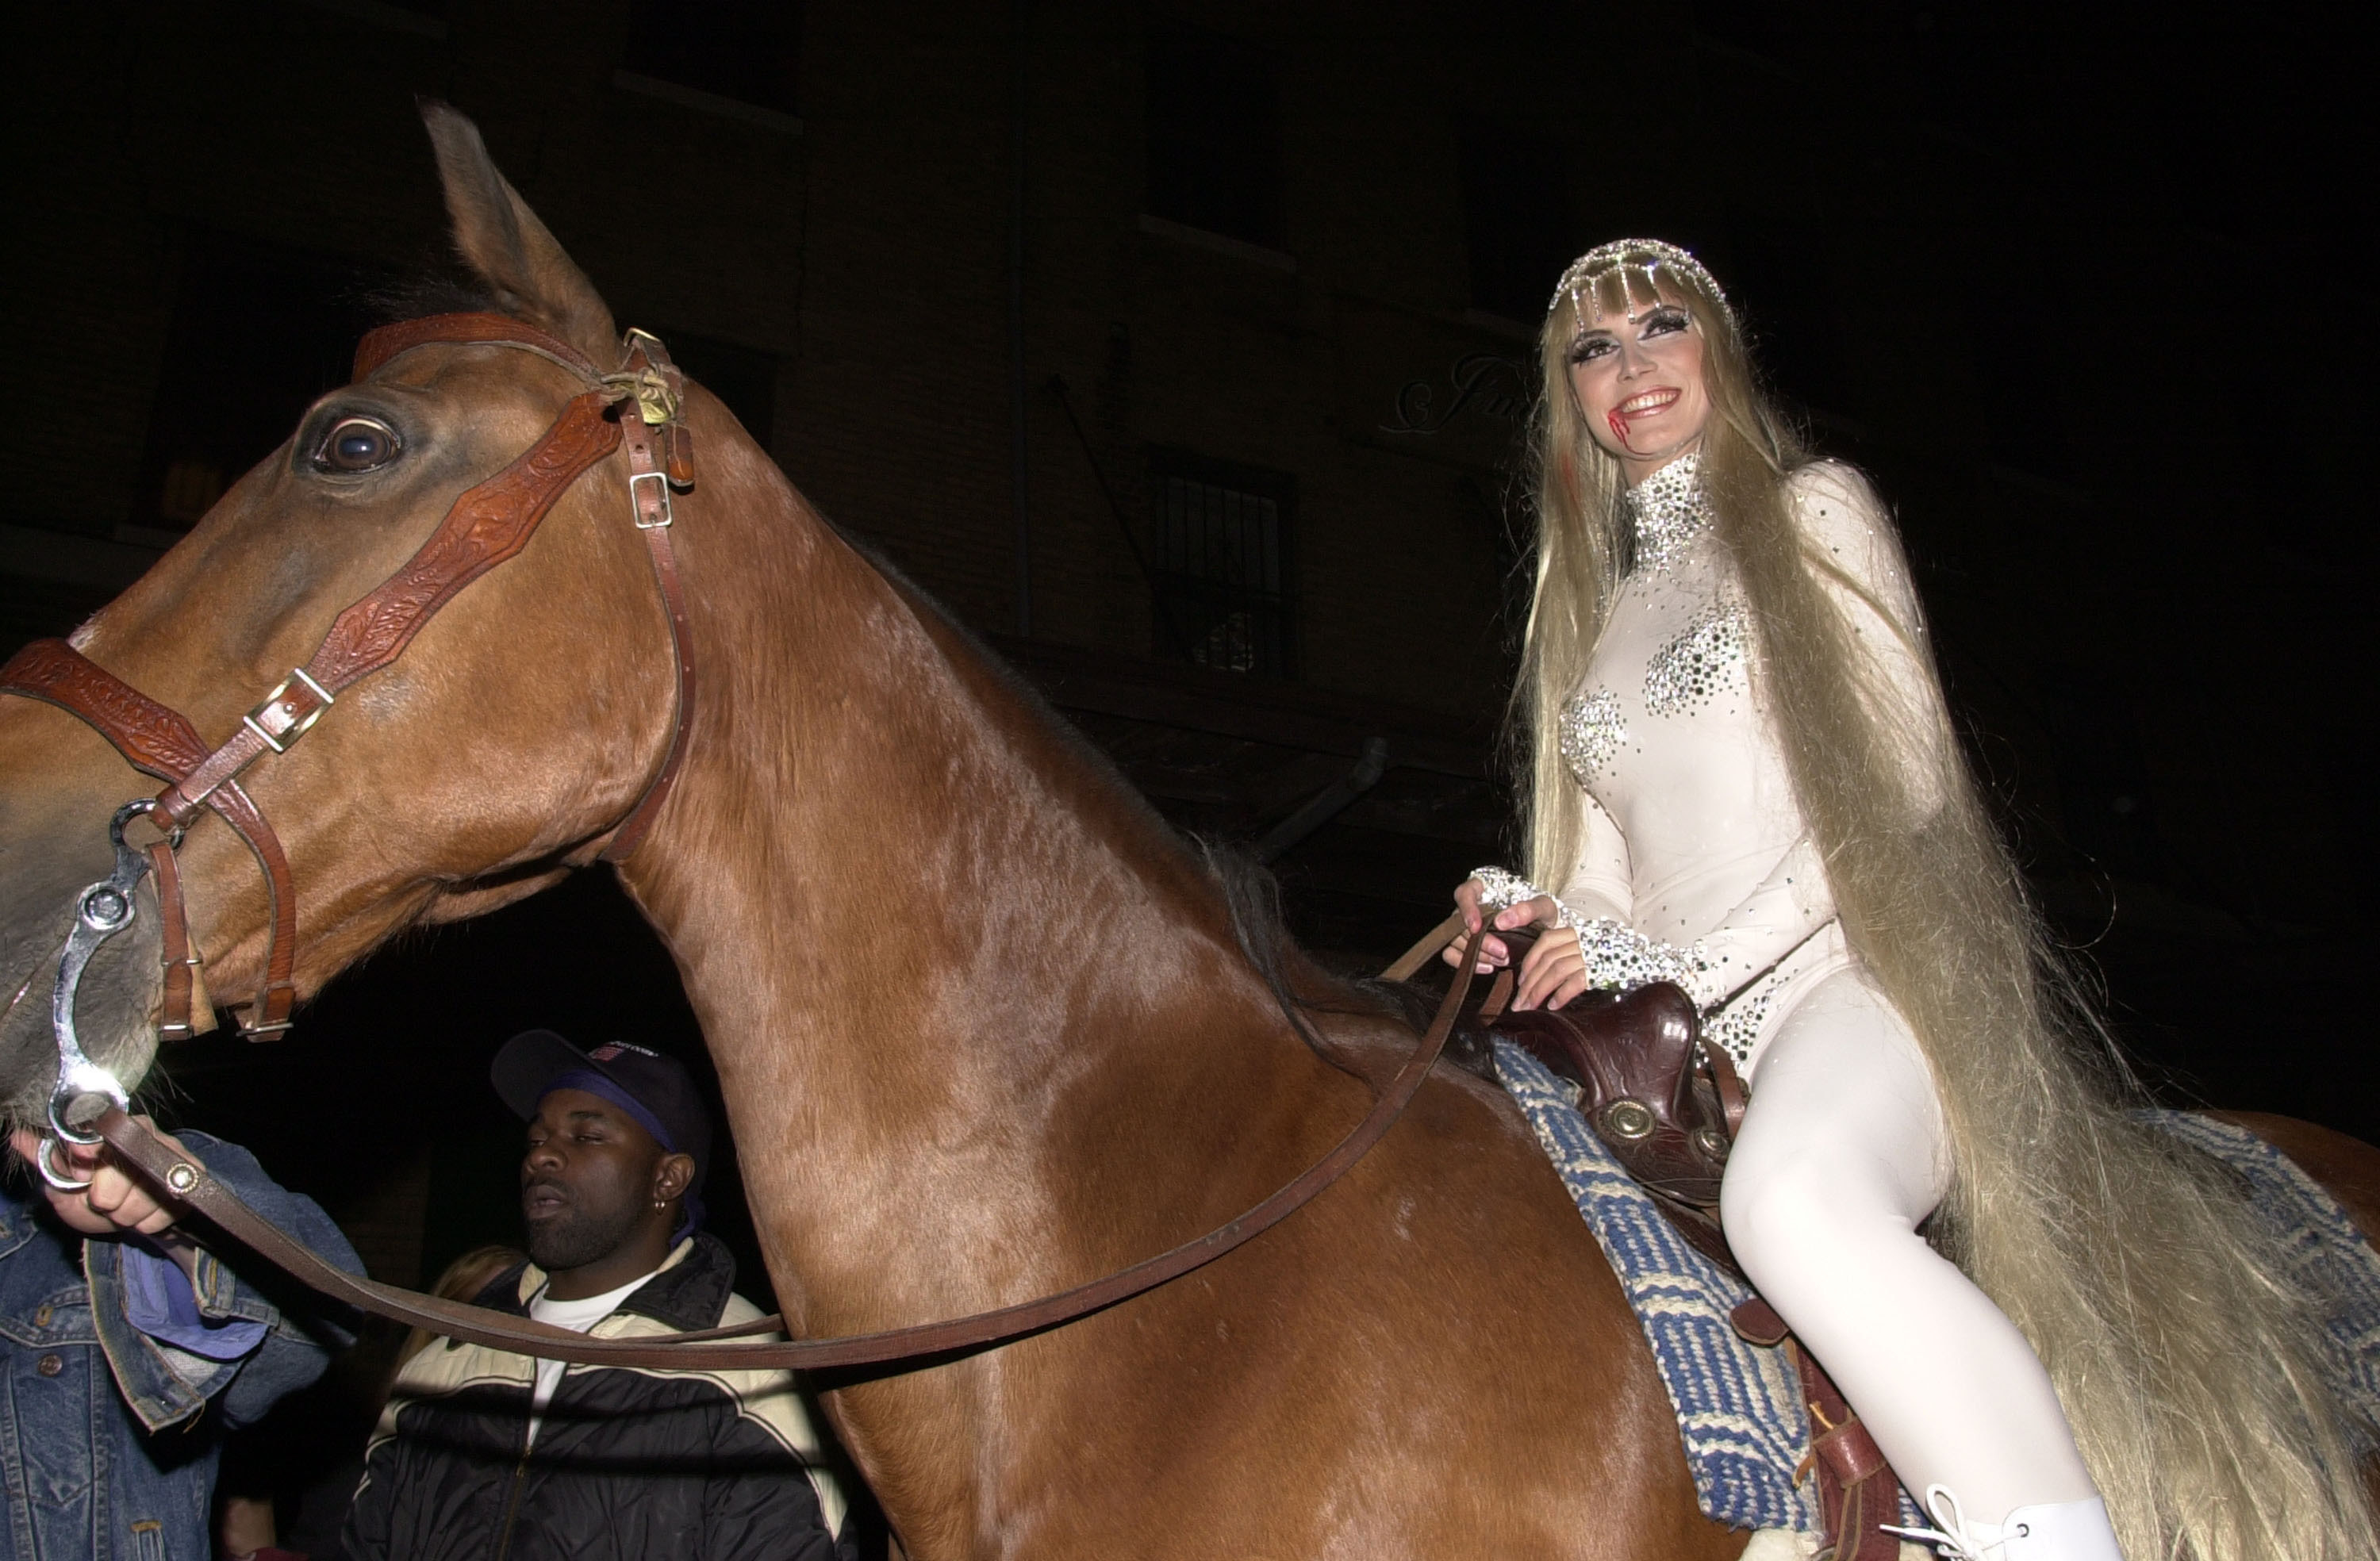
[
  {"x1": 73, "y1": 819, "x2": 1476, "y2": 1374},
  {"x1": 92, "y1": 912, "x2": 1476, "y2": 1371},
  {"x1": 0, "y1": 313, "x2": 697, "y2": 1060}
]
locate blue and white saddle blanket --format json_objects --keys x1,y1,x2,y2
[{"x1": 1492, "y1": 1039, "x2": 2380, "y2": 1540}]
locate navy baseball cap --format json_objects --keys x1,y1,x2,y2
[{"x1": 491, "y1": 1030, "x2": 714, "y2": 1195}]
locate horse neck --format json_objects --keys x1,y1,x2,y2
[{"x1": 613, "y1": 455, "x2": 1353, "y2": 1335}]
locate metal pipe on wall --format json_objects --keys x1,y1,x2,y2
[{"x1": 1008, "y1": 0, "x2": 1033, "y2": 637}]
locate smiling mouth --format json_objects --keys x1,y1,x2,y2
[{"x1": 1614, "y1": 388, "x2": 1680, "y2": 418}]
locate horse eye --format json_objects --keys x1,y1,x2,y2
[{"x1": 315, "y1": 417, "x2": 402, "y2": 473}]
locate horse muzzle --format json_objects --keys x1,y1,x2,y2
[{"x1": 0, "y1": 800, "x2": 166, "y2": 1181}]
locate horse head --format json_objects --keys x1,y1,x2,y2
[{"x1": 0, "y1": 104, "x2": 704, "y2": 1130}]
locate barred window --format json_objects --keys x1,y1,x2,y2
[{"x1": 1147, "y1": 453, "x2": 1295, "y2": 677}]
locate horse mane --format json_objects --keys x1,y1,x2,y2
[
  {"x1": 843, "y1": 534, "x2": 1422, "y2": 1066},
  {"x1": 1201, "y1": 840, "x2": 1446, "y2": 1036}
]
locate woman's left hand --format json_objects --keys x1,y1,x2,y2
[{"x1": 1509, "y1": 926, "x2": 1594, "y2": 1012}]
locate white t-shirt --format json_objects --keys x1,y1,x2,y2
[{"x1": 523, "y1": 1268, "x2": 659, "y2": 1451}]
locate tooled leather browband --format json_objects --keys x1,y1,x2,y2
[
  {"x1": 148, "y1": 393, "x2": 622, "y2": 834},
  {"x1": 0, "y1": 313, "x2": 697, "y2": 1037}
]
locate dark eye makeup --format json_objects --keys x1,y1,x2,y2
[
  {"x1": 1568, "y1": 305, "x2": 1694, "y2": 366},
  {"x1": 312, "y1": 416, "x2": 404, "y2": 474}
]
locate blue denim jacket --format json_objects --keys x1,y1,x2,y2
[{"x1": 1, "y1": 1133, "x2": 361, "y2": 1561}]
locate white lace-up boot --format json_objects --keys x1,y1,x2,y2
[{"x1": 1884, "y1": 1485, "x2": 2125, "y2": 1560}]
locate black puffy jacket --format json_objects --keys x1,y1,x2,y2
[{"x1": 343, "y1": 1234, "x2": 852, "y2": 1561}]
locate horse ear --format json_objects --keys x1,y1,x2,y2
[{"x1": 417, "y1": 101, "x2": 618, "y2": 366}]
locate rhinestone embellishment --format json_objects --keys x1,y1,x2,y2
[
  {"x1": 1559, "y1": 688, "x2": 1627, "y2": 784},
  {"x1": 1623, "y1": 453, "x2": 1715, "y2": 577},
  {"x1": 1643, "y1": 596, "x2": 1749, "y2": 717},
  {"x1": 1702, "y1": 983, "x2": 1777, "y2": 1065},
  {"x1": 1472, "y1": 866, "x2": 1557, "y2": 919},
  {"x1": 1468, "y1": 868, "x2": 1716, "y2": 1004},
  {"x1": 1572, "y1": 917, "x2": 1712, "y2": 999},
  {"x1": 1549, "y1": 238, "x2": 1737, "y2": 328}
]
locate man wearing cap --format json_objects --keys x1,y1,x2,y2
[{"x1": 343, "y1": 1031, "x2": 852, "y2": 1561}]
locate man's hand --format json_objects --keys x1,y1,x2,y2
[{"x1": 9, "y1": 1120, "x2": 192, "y2": 1241}]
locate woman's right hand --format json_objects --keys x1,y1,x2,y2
[{"x1": 1445, "y1": 878, "x2": 1564, "y2": 973}]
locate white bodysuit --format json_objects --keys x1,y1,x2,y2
[
  {"x1": 1543, "y1": 455, "x2": 1897, "y2": 1072},
  {"x1": 1482, "y1": 454, "x2": 2103, "y2": 1534}
]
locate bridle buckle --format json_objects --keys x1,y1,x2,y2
[
  {"x1": 241, "y1": 667, "x2": 335, "y2": 754},
  {"x1": 629, "y1": 469, "x2": 674, "y2": 529}
]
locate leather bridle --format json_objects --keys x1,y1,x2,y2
[
  {"x1": 1, "y1": 305, "x2": 1483, "y2": 1371},
  {"x1": 0, "y1": 313, "x2": 699, "y2": 1177}
]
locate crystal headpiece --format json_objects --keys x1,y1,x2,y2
[{"x1": 1549, "y1": 239, "x2": 1735, "y2": 331}]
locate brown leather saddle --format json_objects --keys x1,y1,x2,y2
[
  {"x1": 1469, "y1": 930, "x2": 1743, "y2": 1267},
  {"x1": 1464, "y1": 927, "x2": 1903, "y2": 1561}
]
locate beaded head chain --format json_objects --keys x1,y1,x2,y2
[{"x1": 1549, "y1": 239, "x2": 1736, "y2": 332}]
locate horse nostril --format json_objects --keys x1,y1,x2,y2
[{"x1": 79, "y1": 888, "x2": 131, "y2": 932}]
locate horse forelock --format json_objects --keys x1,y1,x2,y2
[{"x1": 363, "y1": 273, "x2": 503, "y2": 332}]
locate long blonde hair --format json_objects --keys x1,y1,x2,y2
[{"x1": 1516, "y1": 257, "x2": 2377, "y2": 1559}]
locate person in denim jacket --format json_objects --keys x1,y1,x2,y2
[{"x1": 2, "y1": 1123, "x2": 359, "y2": 1561}]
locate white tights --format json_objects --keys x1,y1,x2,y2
[{"x1": 1718, "y1": 970, "x2": 2098, "y2": 1528}]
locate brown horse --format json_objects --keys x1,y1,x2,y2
[{"x1": 0, "y1": 106, "x2": 2369, "y2": 1559}]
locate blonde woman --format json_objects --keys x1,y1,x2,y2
[{"x1": 1452, "y1": 240, "x2": 2374, "y2": 1560}]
